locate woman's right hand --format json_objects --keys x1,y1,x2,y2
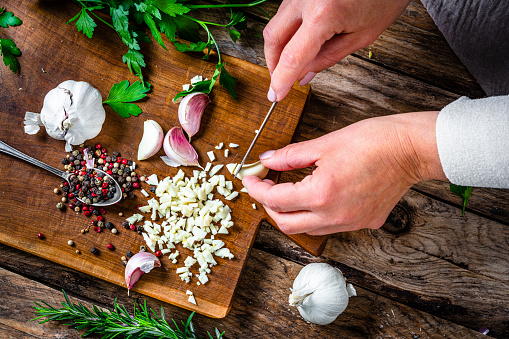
[{"x1": 264, "y1": 0, "x2": 411, "y2": 102}]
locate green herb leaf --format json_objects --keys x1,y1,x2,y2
[
  {"x1": 151, "y1": 0, "x2": 191, "y2": 17},
  {"x1": 157, "y1": 13, "x2": 177, "y2": 41},
  {"x1": 103, "y1": 80, "x2": 151, "y2": 118},
  {"x1": 227, "y1": 28, "x2": 241, "y2": 42},
  {"x1": 71, "y1": 8, "x2": 97, "y2": 38},
  {"x1": 173, "y1": 15, "x2": 201, "y2": 42},
  {"x1": 142, "y1": 11, "x2": 167, "y2": 50},
  {"x1": 0, "y1": 8, "x2": 22, "y2": 28},
  {"x1": 450, "y1": 184, "x2": 473, "y2": 215},
  {"x1": 219, "y1": 64, "x2": 238, "y2": 100},
  {"x1": 228, "y1": 11, "x2": 246, "y2": 29},
  {"x1": 0, "y1": 38, "x2": 21, "y2": 73},
  {"x1": 122, "y1": 49, "x2": 146, "y2": 82},
  {"x1": 173, "y1": 40, "x2": 208, "y2": 53}
]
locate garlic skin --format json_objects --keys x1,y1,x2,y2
[
  {"x1": 138, "y1": 120, "x2": 164, "y2": 160},
  {"x1": 161, "y1": 127, "x2": 202, "y2": 168},
  {"x1": 289, "y1": 263, "x2": 356, "y2": 325},
  {"x1": 125, "y1": 251, "x2": 161, "y2": 294},
  {"x1": 178, "y1": 92, "x2": 211, "y2": 139},
  {"x1": 24, "y1": 80, "x2": 105, "y2": 151}
]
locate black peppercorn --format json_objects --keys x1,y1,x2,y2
[
  {"x1": 149, "y1": 187, "x2": 156, "y2": 193},
  {"x1": 111, "y1": 156, "x2": 117, "y2": 162},
  {"x1": 69, "y1": 156, "x2": 75, "y2": 162},
  {"x1": 105, "y1": 222, "x2": 114, "y2": 230},
  {"x1": 62, "y1": 186, "x2": 69, "y2": 193},
  {"x1": 105, "y1": 156, "x2": 112, "y2": 163},
  {"x1": 61, "y1": 158, "x2": 70, "y2": 165},
  {"x1": 122, "y1": 221, "x2": 130, "y2": 229},
  {"x1": 93, "y1": 209, "x2": 100, "y2": 216},
  {"x1": 112, "y1": 151, "x2": 119, "y2": 157},
  {"x1": 90, "y1": 247, "x2": 98, "y2": 254},
  {"x1": 126, "y1": 250, "x2": 134, "y2": 258},
  {"x1": 136, "y1": 225, "x2": 143, "y2": 232}
]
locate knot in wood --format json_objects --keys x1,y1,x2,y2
[{"x1": 382, "y1": 204, "x2": 410, "y2": 234}]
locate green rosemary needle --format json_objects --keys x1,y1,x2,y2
[{"x1": 32, "y1": 290, "x2": 224, "y2": 339}]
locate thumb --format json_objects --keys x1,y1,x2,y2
[{"x1": 259, "y1": 141, "x2": 319, "y2": 171}]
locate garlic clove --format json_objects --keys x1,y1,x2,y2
[
  {"x1": 178, "y1": 92, "x2": 211, "y2": 139},
  {"x1": 138, "y1": 120, "x2": 164, "y2": 160},
  {"x1": 125, "y1": 251, "x2": 161, "y2": 293},
  {"x1": 227, "y1": 161, "x2": 269, "y2": 180},
  {"x1": 161, "y1": 127, "x2": 202, "y2": 168}
]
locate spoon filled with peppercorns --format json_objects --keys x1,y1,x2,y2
[{"x1": 0, "y1": 140, "x2": 122, "y2": 206}]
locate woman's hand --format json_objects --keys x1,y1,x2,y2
[
  {"x1": 264, "y1": 0, "x2": 411, "y2": 101},
  {"x1": 242, "y1": 112, "x2": 446, "y2": 235}
]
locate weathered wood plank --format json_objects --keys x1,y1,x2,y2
[
  {"x1": 254, "y1": 190, "x2": 509, "y2": 337},
  {"x1": 0, "y1": 247, "x2": 487, "y2": 338}
]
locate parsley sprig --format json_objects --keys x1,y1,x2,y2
[
  {"x1": 0, "y1": 7, "x2": 23, "y2": 73},
  {"x1": 33, "y1": 290, "x2": 225, "y2": 339},
  {"x1": 103, "y1": 80, "x2": 151, "y2": 118},
  {"x1": 68, "y1": 0, "x2": 269, "y2": 101},
  {"x1": 450, "y1": 184, "x2": 473, "y2": 215}
]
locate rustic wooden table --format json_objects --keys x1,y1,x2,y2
[{"x1": 1, "y1": 1, "x2": 508, "y2": 338}]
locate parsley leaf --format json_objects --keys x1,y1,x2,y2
[
  {"x1": 122, "y1": 49, "x2": 146, "y2": 83},
  {"x1": 450, "y1": 184, "x2": 473, "y2": 215},
  {"x1": 0, "y1": 38, "x2": 21, "y2": 73},
  {"x1": 219, "y1": 64, "x2": 238, "y2": 100},
  {"x1": 68, "y1": 8, "x2": 97, "y2": 38},
  {"x1": 151, "y1": 0, "x2": 191, "y2": 17},
  {"x1": 227, "y1": 28, "x2": 241, "y2": 42},
  {"x1": 103, "y1": 80, "x2": 151, "y2": 118},
  {"x1": 0, "y1": 8, "x2": 23, "y2": 28},
  {"x1": 173, "y1": 40, "x2": 208, "y2": 53},
  {"x1": 172, "y1": 15, "x2": 201, "y2": 43}
]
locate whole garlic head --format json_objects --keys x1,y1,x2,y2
[
  {"x1": 25, "y1": 80, "x2": 105, "y2": 151},
  {"x1": 289, "y1": 263, "x2": 356, "y2": 325}
]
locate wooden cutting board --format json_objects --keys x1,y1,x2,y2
[{"x1": 0, "y1": 0, "x2": 327, "y2": 318}]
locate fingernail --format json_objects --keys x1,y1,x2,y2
[
  {"x1": 299, "y1": 72, "x2": 316, "y2": 86},
  {"x1": 269, "y1": 71, "x2": 273, "y2": 77},
  {"x1": 260, "y1": 150, "x2": 275, "y2": 160},
  {"x1": 267, "y1": 87, "x2": 276, "y2": 102}
]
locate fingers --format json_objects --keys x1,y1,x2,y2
[
  {"x1": 242, "y1": 176, "x2": 314, "y2": 213},
  {"x1": 269, "y1": 21, "x2": 337, "y2": 101},
  {"x1": 296, "y1": 32, "x2": 372, "y2": 81},
  {"x1": 259, "y1": 140, "x2": 321, "y2": 172},
  {"x1": 263, "y1": 1, "x2": 303, "y2": 75},
  {"x1": 263, "y1": 207, "x2": 329, "y2": 234}
]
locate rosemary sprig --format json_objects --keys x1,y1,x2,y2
[{"x1": 32, "y1": 290, "x2": 224, "y2": 339}]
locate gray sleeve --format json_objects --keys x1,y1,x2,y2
[
  {"x1": 421, "y1": 0, "x2": 509, "y2": 96},
  {"x1": 436, "y1": 96, "x2": 509, "y2": 188}
]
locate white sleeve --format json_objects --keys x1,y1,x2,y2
[{"x1": 436, "y1": 95, "x2": 509, "y2": 188}]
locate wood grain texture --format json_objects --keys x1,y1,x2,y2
[
  {"x1": 0, "y1": 0, "x2": 325, "y2": 319},
  {"x1": 0, "y1": 248, "x2": 488, "y2": 339}
]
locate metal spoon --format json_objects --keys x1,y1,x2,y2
[{"x1": 0, "y1": 140, "x2": 122, "y2": 206}]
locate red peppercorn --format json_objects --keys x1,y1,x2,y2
[
  {"x1": 95, "y1": 144, "x2": 101, "y2": 149},
  {"x1": 116, "y1": 157, "x2": 122, "y2": 163},
  {"x1": 73, "y1": 198, "x2": 78, "y2": 203},
  {"x1": 37, "y1": 233, "x2": 44, "y2": 240},
  {"x1": 100, "y1": 154, "x2": 107, "y2": 159},
  {"x1": 106, "y1": 170, "x2": 113, "y2": 175},
  {"x1": 91, "y1": 192, "x2": 97, "y2": 197},
  {"x1": 68, "y1": 193, "x2": 74, "y2": 198},
  {"x1": 83, "y1": 210, "x2": 91, "y2": 216},
  {"x1": 130, "y1": 224, "x2": 136, "y2": 231},
  {"x1": 121, "y1": 187, "x2": 125, "y2": 192},
  {"x1": 102, "y1": 188, "x2": 108, "y2": 195},
  {"x1": 121, "y1": 158, "x2": 128, "y2": 165},
  {"x1": 100, "y1": 208, "x2": 106, "y2": 215},
  {"x1": 132, "y1": 182, "x2": 140, "y2": 189},
  {"x1": 155, "y1": 250, "x2": 162, "y2": 257},
  {"x1": 80, "y1": 160, "x2": 86, "y2": 166},
  {"x1": 107, "y1": 243, "x2": 114, "y2": 250},
  {"x1": 94, "y1": 227, "x2": 101, "y2": 233},
  {"x1": 82, "y1": 205, "x2": 88, "y2": 211},
  {"x1": 64, "y1": 182, "x2": 69, "y2": 186},
  {"x1": 80, "y1": 171, "x2": 87, "y2": 176},
  {"x1": 75, "y1": 184, "x2": 80, "y2": 190},
  {"x1": 89, "y1": 174, "x2": 94, "y2": 178},
  {"x1": 69, "y1": 203, "x2": 75, "y2": 209},
  {"x1": 101, "y1": 148, "x2": 106, "y2": 153},
  {"x1": 91, "y1": 220, "x2": 97, "y2": 225},
  {"x1": 96, "y1": 216, "x2": 104, "y2": 222}
]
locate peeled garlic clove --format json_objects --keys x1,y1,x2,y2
[
  {"x1": 161, "y1": 127, "x2": 202, "y2": 168},
  {"x1": 227, "y1": 161, "x2": 269, "y2": 180},
  {"x1": 125, "y1": 251, "x2": 161, "y2": 293},
  {"x1": 138, "y1": 120, "x2": 164, "y2": 160},
  {"x1": 178, "y1": 92, "x2": 211, "y2": 139}
]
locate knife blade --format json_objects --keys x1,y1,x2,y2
[{"x1": 233, "y1": 101, "x2": 278, "y2": 178}]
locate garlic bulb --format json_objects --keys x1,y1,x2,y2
[
  {"x1": 24, "y1": 80, "x2": 105, "y2": 151},
  {"x1": 289, "y1": 263, "x2": 356, "y2": 325}
]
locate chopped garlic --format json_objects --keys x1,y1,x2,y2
[
  {"x1": 145, "y1": 174, "x2": 159, "y2": 185},
  {"x1": 141, "y1": 189, "x2": 149, "y2": 197},
  {"x1": 240, "y1": 187, "x2": 248, "y2": 193},
  {"x1": 188, "y1": 294, "x2": 197, "y2": 305},
  {"x1": 182, "y1": 84, "x2": 191, "y2": 91},
  {"x1": 229, "y1": 143, "x2": 239, "y2": 148},
  {"x1": 204, "y1": 162, "x2": 212, "y2": 172},
  {"x1": 207, "y1": 151, "x2": 215, "y2": 162},
  {"x1": 226, "y1": 163, "x2": 237, "y2": 174},
  {"x1": 252, "y1": 203, "x2": 257, "y2": 210},
  {"x1": 190, "y1": 75, "x2": 203, "y2": 84},
  {"x1": 225, "y1": 191, "x2": 239, "y2": 200},
  {"x1": 186, "y1": 290, "x2": 193, "y2": 296},
  {"x1": 209, "y1": 164, "x2": 223, "y2": 177},
  {"x1": 224, "y1": 149, "x2": 229, "y2": 157},
  {"x1": 215, "y1": 142, "x2": 223, "y2": 150}
]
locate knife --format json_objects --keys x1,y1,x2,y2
[{"x1": 233, "y1": 101, "x2": 278, "y2": 178}]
